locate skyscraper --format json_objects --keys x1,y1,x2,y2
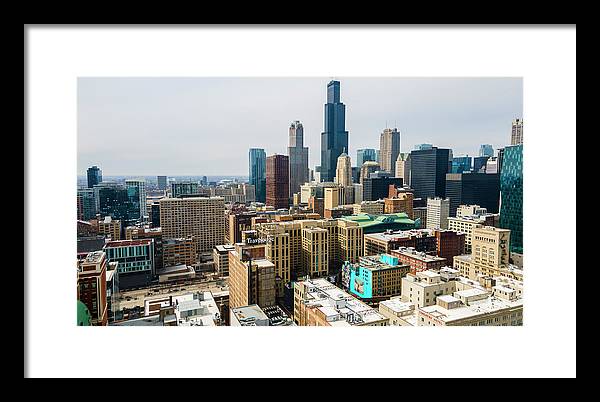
[
  {"x1": 266, "y1": 154, "x2": 289, "y2": 209},
  {"x1": 157, "y1": 176, "x2": 167, "y2": 190},
  {"x1": 395, "y1": 153, "x2": 411, "y2": 185},
  {"x1": 249, "y1": 148, "x2": 267, "y2": 203},
  {"x1": 511, "y1": 118, "x2": 523, "y2": 145},
  {"x1": 473, "y1": 156, "x2": 490, "y2": 173},
  {"x1": 414, "y1": 144, "x2": 433, "y2": 151},
  {"x1": 479, "y1": 144, "x2": 494, "y2": 157},
  {"x1": 359, "y1": 161, "x2": 381, "y2": 185},
  {"x1": 445, "y1": 172, "x2": 500, "y2": 216},
  {"x1": 334, "y1": 152, "x2": 352, "y2": 187},
  {"x1": 499, "y1": 144, "x2": 523, "y2": 253},
  {"x1": 288, "y1": 121, "x2": 309, "y2": 198},
  {"x1": 357, "y1": 149, "x2": 377, "y2": 168},
  {"x1": 379, "y1": 127, "x2": 401, "y2": 174},
  {"x1": 409, "y1": 147, "x2": 452, "y2": 200},
  {"x1": 125, "y1": 179, "x2": 147, "y2": 219},
  {"x1": 87, "y1": 165, "x2": 102, "y2": 189},
  {"x1": 451, "y1": 156, "x2": 472, "y2": 173},
  {"x1": 320, "y1": 80, "x2": 348, "y2": 182}
]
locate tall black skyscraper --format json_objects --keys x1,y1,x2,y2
[
  {"x1": 409, "y1": 147, "x2": 452, "y2": 200},
  {"x1": 320, "y1": 81, "x2": 348, "y2": 182},
  {"x1": 445, "y1": 172, "x2": 500, "y2": 216},
  {"x1": 87, "y1": 165, "x2": 102, "y2": 189}
]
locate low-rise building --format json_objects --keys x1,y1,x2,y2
[
  {"x1": 378, "y1": 298, "x2": 417, "y2": 326},
  {"x1": 363, "y1": 229, "x2": 437, "y2": 256},
  {"x1": 293, "y1": 278, "x2": 389, "y2": 326}
]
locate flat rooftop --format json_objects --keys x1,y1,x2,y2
[
  {"x1": 365, "y1": 229, "x2": 435, "y2": 242},
  {"x1": 104, "y1": 239, "x2": 153, "y2": 248},
  {"x1": 379, "y1": 298, "x2": 414, "y2": 314},
  {"x1": 232, "y1": 305, "x2": 268, "y2": 322},
  {"x1": 393, "y1": 247, "x2": 445, "y2": 262},
  {"x1": 299, "y1": 278, "x2": 387, "y2": 325},
  {"x1": 419, "y1": 296, "x2": 523, "y2": 323},
  {"x1": 215, "y1": 244, "x2": 236, "y2": 253}
]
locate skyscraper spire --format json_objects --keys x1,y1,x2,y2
[{"x1": 320, "y1": 80, "x2": 348, "y2": 182}]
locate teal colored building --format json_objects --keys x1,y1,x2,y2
[{"x1": 499, "y1": 144, "x2": 523, "y2": 253}]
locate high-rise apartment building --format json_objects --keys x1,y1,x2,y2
[
  {"x1": 479, "y1": 144, "x2": 494, "y2": 157},
  {"x1": 426, "y1": 197, "x2": 450, "y2": 230},
  {"x1": 288, "y1": 121, "x2": 309, "y2": 198},
  {"x1": 379, "y1": 127, "x2": 401, "y2": 174},
  {"x1": 159, "y1": 197, "x2": 225, "y2": 252},
  {"x1": 77, "y1": 251, "x2": 108, "y2": 326},
  {"x1": 266, "y1": 154, "x2": 289, "y2": 209},
  {"x1": 320, "y1": 80, "x2": 349, "y2": 182},
  {"x1": 125, "y1": 179, "x2": 147, "y2": 219},
  {"x1": 157, "y1": 176, "x2": 167, "y2": 190},
  {"x1": 87, "y1": 165, "x2": 102, "y2": 189},
  {"x1": 249, "y1": 148, "x2": 267, "y2": 203},
  {"x1": 334, "y1": 152, "x2": 352, "y2": 187},
  {"x1": 228, "y1": 243, "x2": 276, "y2": 309},
  {"x1": 445, "y1": 172, "x2": 500, "y2": 216},
  {"x1": 255, "y1": 218, "x2": 363, "y2": 279},
  {"x1": 77, "y1": 188, "x2": 97, "y2": 220},
  {"x1": 409, "y1": 147, "x2": 452, "y2": 200},
  {"x1": 511, "y1": 118, "x2": 523, "y2": 145},
  {"x1": 356, "y1": 148, "x2": 377, "y2": 168},
  {"x1": 499, "y1": 144, "x2": 523, "y2": 253}
]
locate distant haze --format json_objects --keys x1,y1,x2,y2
[{"x1": 78, "y1": 77, "x2": 522, "y2": 176}]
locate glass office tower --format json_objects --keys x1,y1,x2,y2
[
  {"x1": 451, "y1": 156, "x2": 472, "y2": 173},
  {"x1": 409, "y1": 147, "x2": 452, "y2": 200},
  {"x1": 249, "y1": 148, "x2": 267, "y2": 203},
  {"x1": 499, "y1": 144, "x2": 523, "y2": 253},
  {"x1": 320, "y1": 81, "x2": 349, "y2": 182},
  {"x1": 356, "y1": 149, "x2": 377, "y2": 168},
  {"x1": 87, "y1": 165, "x2": 102, "y2": 189}
]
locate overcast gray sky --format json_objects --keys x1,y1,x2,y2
[{"x1": 78, "y1": 77, "x2": 522, "y2": 176}]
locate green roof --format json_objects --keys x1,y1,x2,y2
[
  {"x1": 77, "y1": 300, "x2": 92, "y2": 326},
  {"x1": 341, "y1": 213, "x2": 415, "y2": 228}
]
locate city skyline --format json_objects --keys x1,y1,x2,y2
[{"x1": 78, "y1": 77, "x2": 522, "y2": 176}]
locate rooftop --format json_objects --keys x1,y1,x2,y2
[
  {"x1": 419, "y1": 296, "x2": 523, "y2": 323},
  {"x1": 393, "y1": 247, "x2": 446, "y2": 263},
  {"x1": 298, "y1": 278, "x2": 387, "y2": 326},
  {"x1": 104, "y1": 239, "x2": 153, "y2": 248}
]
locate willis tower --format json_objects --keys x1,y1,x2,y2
[{"x1": 320, "y1": 80, "x2": 348, "y2": 182}]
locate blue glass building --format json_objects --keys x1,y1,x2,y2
[
  {"x1": 499, "y1": 144, "x2": 523, "y2": 253},
  {"x1": 249, "y1": 148, "x2": 266, "y2": 203},
  {"x1": 357, "y1": 148, "x2": 377, "y2": 167},
  {"x1": 479, "y1": 144, "x2": 494, "y2": 157},
  {"x1": 320, "y1": 81, "x2": 348, "y2": 182},
  {"x1": 451, "y1": 156, "x2": 472, "y2": 173},
  {"x1": 87, "y1": 165, "x2": 102, "y2": 189},
  {"x1": 473, "y1": 156, "x2": 490, "y2": 173},
  {"x1": 414, "y1": 144, "x2": 433, "y2": 151},
  {"x1": 94, "y1": 183, "x2": 141, "y2": 228}
]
